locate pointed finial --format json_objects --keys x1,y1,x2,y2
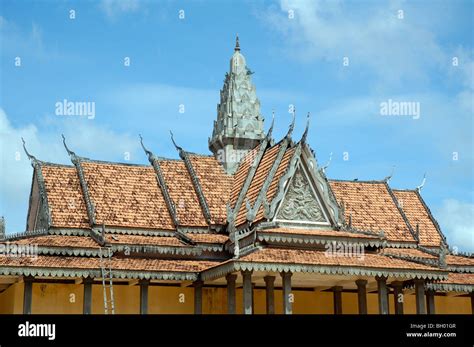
[
  {"x1": 61, "y1": 134, "x2": 77, "y2": 158},
  {"x1": 139, "y1": 134, "x2": 154, "y2": 161},
  {"x1": 301, "y1": 112, "x2": 310, "y2": 143},
  {"x1": 321, "y1": 152, "x2": 333, "y2": 173},
  {"x1": 266, "y1": 110, "x2": 275, "y2": 139},
  {"x1": 21, "y1": 137, "x2": 38, "y2": 165},
  {"x1": 286, "y1": 106, "x2": 296, "y2": 138},
  {"x1": 384, "y1": 165, "x2": 396, "y2": 183},
  {"x1": 169, "y1": 131, "x2": 183, "y2": 152},
  {"x1": 235, "y1": 34, "x2": 240, "y2": 52},
  {"x1": 416, "y1": 173, "x2": 426, "y2": 192}
]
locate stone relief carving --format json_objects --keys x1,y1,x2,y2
[{"x1": 277, "y1": 167, "x2": 327, "y2": 223}]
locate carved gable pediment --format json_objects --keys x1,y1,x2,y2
[{"x1": 276, "y1": 165, "x2": 330, "y2": 225}]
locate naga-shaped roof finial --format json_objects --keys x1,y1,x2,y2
[
  {"x1": 416, "y1": 173, "x2": 427, "y2": 192},
  {"x1": 301, "y1": 112, "x2": 310, "y2": 143},
  {"x1": 61, "y1": 134, "x2": 77, "y2": 160},
  {"x1": 384, "y1": 165, "x2": 396, "y2": 183},
  {"x1": 21, "y1": 137, "x2": 38, "y2": 166},
  {"x1": 321, "y1": 152, "x2": 333, "y2": 174},
  {"x1": 170, "y1": 131, "x2": 183, "y2": 152},
  {"x1": 139, "y1": 134, "x2": 154, "y2": 161},
  {"x1": 286, "y1": 106, "x2": 296, "y2": 138},
  {"x1": 266, "y1": 110, "x2": 275, "y2": 139}
]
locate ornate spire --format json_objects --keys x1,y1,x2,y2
[
  {"x1": 235, "y1": 34, "x2": 240, "y2": 52},
  {"x1": 209, "y1": 36, "x2": 265, "y2": 174}
]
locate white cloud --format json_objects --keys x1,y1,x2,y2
[
  {"x1": 0, "y1": 108, "x2": 141, "y2": 233},
  {"x1": 99, "y1": 0, "x2": 141, "y2": 19},
  {"x1": 262, "y1": 0, "x2": 447, "y2": 86},
  {"x1": 435, "y1": 199, "x2": 474, "y2": 253}
]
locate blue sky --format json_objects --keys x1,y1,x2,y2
[{"x1": 0, "y1": 0, "x2": 472, "y2": 251}]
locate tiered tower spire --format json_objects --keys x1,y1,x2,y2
[{"x1": 209, "y1": 35, "x2": 265, "y2": 174}]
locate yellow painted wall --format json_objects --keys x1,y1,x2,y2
[
  {"x1": 0, "y1": 282, "x2": 23, "y2": 314},
  {"x1": 0, "y1": 282, "x2": 471, "y2": 314},
  {"x1": 31, "y1": 283, "x2": 83, "y2": 314}
]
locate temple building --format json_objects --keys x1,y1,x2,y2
[{"x1": 0, "y1": 38, "x2": 472, "y2": 315}]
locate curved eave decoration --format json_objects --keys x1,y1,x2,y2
[
  {"x1": 200, "y1": 260, "x2": 448, "y2": 282},
  {"x1": 257, "y1": 233, "x2": 385, "y2": 248},
  {"x1": 0, "y1": 266, "x2": 198, "y2": 281}
]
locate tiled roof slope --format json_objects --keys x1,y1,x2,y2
[
  {"x1": 329, "y1": 180, "x2": 415, "y2": 243},
  {"x1": 158, "y1": 160, "x2": 208, "y2": 227},
  {"x1": 41, "y1": 165, "x2": 90, "y2": 229},
  {"x1": 392, "y1": 189, "x2": 443, "y2": 246},
  {"x1": 188, "y1": 154, "x2": 233, "y2": 225},
  {"x1": 81, "y1": 162, "x2": 175, "y2": 230},
  {"x1": 230, "y1": 144, "x2": 261, "y2": 207}
]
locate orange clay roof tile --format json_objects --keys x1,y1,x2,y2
[
  {"x1": 392, "y1": 190, "x2": 442, "y2": 247},
  {"x1": 42, "y1": 165, "x2": 90, "y2": 228},
  {"x1": 329, "y1": 180, "x2": 415, "y2": 243}
]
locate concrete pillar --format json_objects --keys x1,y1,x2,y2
[
  {"x1": 83, "y1": 277, "x2": 93, "y2": 315},
  {"x1": 414, "y1": 279, "x2": 426, "y2": 314},
  {"x1": 193, "y1": 280, "x2": 203, "y2": 314},
  {"x1": 426, "y1": 290, "x2": 435, "y2": 315},
  {"x1": 226, "y1": 274, "x2": 237, "y2": 314},
  {"x1": 23, "y1": 276, "x2": 34, "y2": 314},
  {"x1": 355, "y1": 279, "x2": 367, "y2": 314},
  {"x1": 332, "y1": 286, "x2": 343, "y2": 315},
  {"x1": 139, "y1": 279, "x2": 149, "y2": 315},
  {"x1": 281, "y1": 272, "x2": 292, "y2": 315},
  {"x1": 241, "y1": 270, "x2": 253, "y2": 315},
  {"x1": 264, "y1": 276, "x2": 275, "y2": 314},
  {"x1": 392, "y1": 281, "x2": 404, "y2": 315},
  {"x1": 376, "y1": 276, "x2": 389, "y2": 314}
]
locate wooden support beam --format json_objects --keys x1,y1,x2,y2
[
  {"x1": 180, "y1": 281, "x2": 194, "y2": 287},
  {"x1": 128, "y1": 279, "x2": 139, "y2": 286}
]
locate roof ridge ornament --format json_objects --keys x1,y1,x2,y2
[
  {"x1": 383, "y1": 165, "x2": 396, "y2": 183},
  {"x1": 416, "y1": 173, "x2": 427, "y2": 192},
  {"x1": 169, "y1": 131, "x2": 183, "y2": 152},
  {"x1": 139, "y1": 134, "x2": 154, "y2": 161},
  {"x1": 321, "y1": 152, "x2": 333, "y2": 174},
  {"x1": 301, "y1": 112, "x2": 310, "y2": 143},
  {"x1": 266, "y1": 110, "x2": 275, "y2": 140},
  {"x1": 286, "y1": 106, "x2": 296, "y2": 138},
  {"x1": 235, "y1": 34, "x2": 240, "y2": 52},
  {"x1": 61, "y1": 134, "x2": 79, "y2": 162},
  {"x1": 21, "y1": 137, "x2": 38, "y2": 166}
]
